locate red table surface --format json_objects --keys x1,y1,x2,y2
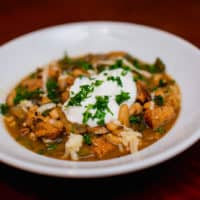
[{"x1": 0, "y1": 0, "x2": 200, "y2": 199}]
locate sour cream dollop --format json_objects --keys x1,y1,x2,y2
[{"x1": 62, "y1": 68, "x2": 137, "y2": 127}]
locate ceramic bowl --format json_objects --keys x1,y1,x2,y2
[{"x1": 0, "y1": 22, "x2": 199, "y2": 178}]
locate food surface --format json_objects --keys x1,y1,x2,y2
[{"x1": 0, "y1": 51, "x2": 181, "y2": 161}]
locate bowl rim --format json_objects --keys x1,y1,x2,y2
[{"x1": 0, "y1": 21, "x2": 200, "y2": 178}]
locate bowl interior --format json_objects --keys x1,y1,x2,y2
[{"x1": 0, "y1": 22, "x2": 200, "y2": 177}]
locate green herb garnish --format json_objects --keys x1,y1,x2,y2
[
  {"x1": 0, "y1": 103, "x2": 9, "y2": 115},
  {"x1": 115, "y1": 91, "x2": 130, "y2": 105},
  {"x1": 82, "y1": 104, "x2": 93, "y2": 124},
  {"x1": 93, "y1": 96, "x2": 113, "y2": 125},
  {"x1": 68, "y1": 84, "x2": 94, "y2": 106},
  {"x1": 133, "y1": 58, "x2": 142, "y2": 69},
  {"x1": 154, "y1": 95, "x2": 164, "y2": 106},
  {"x1": 59, "y1": 54, "x2": 93, "y2": 71},
  {"x1": 107, "y1": 76, "x2": 123, "y2": 87},
  {"x1": 83, "y1": 134, "x2": 92, "y2": 145},
  {"x1": 47, "y1": 143, "x2": 57, "y2": 151},
  {"x1": 14, "y1": 87, "x2": 43, "y2": 104},
  {"x1": 133, "y1": 74, "x2": 145, "y2": 82},
  {"x1": 42, "y1": 109, "x2": 51, "y2": 117},
  {"x1": 94, "y1": 80, "x2": 103, "y2": 86},
  {"x1": 154, "y1": 127, "x2": 165, "y2": 134},
  {"x1": 158, "y1": 79, "x2": 167, "y2": 87},
  {"x1": 109, "y1": 60, "x2": 130, "y2": 75},
  {"x1": 46, "y1": 78, "x2": 60, "y2": 103},
  {"x1": 77, "y1": 60, "x2": 93, "y2": 71},
  {"x1": 121, "y1": 66, "x2": 130, "y2": 76},
  {"x1": 130, "y1": 115, "x2": 142, "y2": 124},
  {"x1": 109, "y1": 59, "x2": 123, "y2": 70},
  {"x1": 82, "y1": 96, "x2": 112, "y2": 125},
  {"x1": 133, "y1": 57, "x2": 165, "y2": 74},
  {"x1": 68, "y1": 80, "x2": 103, "y2": 107}
]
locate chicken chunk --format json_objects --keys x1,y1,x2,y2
[
  {"x1": 88, "y1": 126, "x2": 109, "y2": 135},
  {"x1": 136, "y1": 81, "x2": 151, "y2": 103},
  {"x1": 34, "y1": 120, "x2": 63, "y2": 139},
  {"x1": 165, "y1": 85, "x2": 181, "y2": 112},
  {"x1": 144, "y1": 105, "x2": 176, "y2": 129},
  {"x1": 21, "y1": 78, "x2": 43, "y2": 91},
  {"x1": 92, "y1": 137, "x2": 115, "y2": 158}
]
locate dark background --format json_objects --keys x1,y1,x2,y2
[{"x1": 0, "y1": 0, "x2": 200, "y2": 199}]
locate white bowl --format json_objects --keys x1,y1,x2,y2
[{"x1": 0, "y1": 22, "x2": 199, "y2": 178}]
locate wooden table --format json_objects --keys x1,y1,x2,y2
[{"x1": 0, "y1": 0, "x2": 200, "y2": 199}]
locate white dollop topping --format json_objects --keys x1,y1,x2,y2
[{"x1": 62, "y1": 68, "x2": 137, "y2": 127}]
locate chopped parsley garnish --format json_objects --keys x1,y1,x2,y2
[
  {"x1": 154, "y1": 95, "x2": 164, "y2": 106},
  {"x1": 76, "y1": 60, "x2": 93, "y2": 71},
  {"x1": 46, "y1": 78, "x2": 60, "y2": 103},
  {"x1": 94, "y1": 80, "x2": 103, "y2": 86},
  {"x1": 82, "y1": 104, "x2": 93, "y2": 124},
  {"x1": 59, "y1": 54, "x2": 93, "y2": 71},
  {"x1": 133, "y1": 57, "x2": 165, "y2": 74},
  {"x1": 129, "y1": 114, "x2": 147, "y2": 131},
  {"x1": 133, "y1": 58, "x2": 142, "y2": 69},
  {"x1": 92, "y1": 96, "x2": 113, "y2": 125},
  {"x1": 107, "y1": 76, "x2": 123, "y2": 87},
  {"x1": 93, "y1": 96, "x2": 112, "y2": 114},
  {"x1": 109, "y1": 60, "x2": 130, "y2": 73},
  {"x1": 93, "y1": 110, "x2": 106, "y2": 125},
  {"x1": 0, "y1": 103, "x2": 9, "y2": 115},
  {"x1": 67, "y1": 80, "x2": 103, "y2": 107},
  {"x1": 42, "y1": 109, "x2": 51, "y2": 117},
  {"x1": 79, "y1": 75, "x2": 84, "y2": 79},
  {"x1": 121, "y1": 66, "x2": 130, "y2": 76},
  {"x1": 82, "y1": 96, "x2": 113, "y2": 125},
  {"x1": 130, "y1": 115, "x2": 142, "y2": 124},
  {"x1": 159, "y1": 79, "x2": 167, "y2": 87},
  {"x1": 133, "y1": 74, "x2": 145, "y2": 82},
  {"x1": 154, "y1": 127, "x2": 165, "y2": 134},
  {"x1": 68, "y1": 84, "x2": 94, "y2": 106},
  {"x1": 47, "y1": 143, "x2": 57, "y2": 151},
  {"x1": 83, "y1": 134, "x2": 92, "y2": 145},
  {"x1": 14, "y1": 87, "x2": 43, "y2": 104},
  {"x1": 115, "y1": 91, "x2": 130, "y2": 105},
  {"x1": 152, "y1": 58, "x2": 166, "y2": 73},
  {"x1": 109, "y1": 59, "x2": 123, "y2": 70}
]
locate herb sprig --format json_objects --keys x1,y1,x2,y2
[
  {"x1": 46, "y1": 78, "x2": 60, "y2": 103},
  {"x1": 67, "y1": 80, "x2": 103, "y2": 107},
  {"x1": 82, "y1": 96, "x2": 113, "y2": 125},
  {"x1": 14, "y1": 87, "x2": 43, "y2": 105},
  {"x1": 115, "y1": 91, "x2": 130, "y2": 105},
  {"x1": 0, "y1": 103, "x2": 9, "y2": 115},
  {"x1": 107, "y1": 76, "x2": 123, "y2": 87}
]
